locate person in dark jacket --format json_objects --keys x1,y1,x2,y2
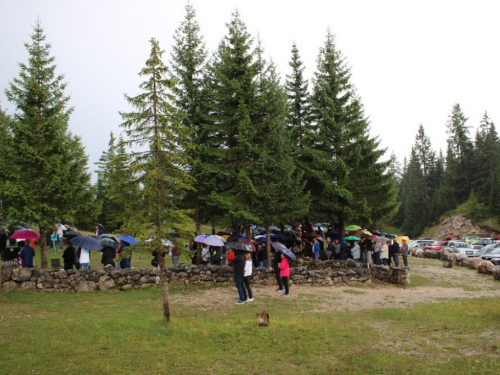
[
  {"x1": 18, "y1": 241, "x2": 35, "y2": 268},
  {"x1": 101, "y1": 245, "x2": 115, "y2": 267},
  {"x1": 62, "y1": 240, "x2": 76, "y2": 270},
  {"x1": 232, "y1": 250, "x2": 247, "y2": 304},
  {"x1": 271, "y1": 245, "x2": 284, "y2": 292}
]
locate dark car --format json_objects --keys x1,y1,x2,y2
[{"x1": 480, "y1": 248, "x2": 500, "y2": 265}]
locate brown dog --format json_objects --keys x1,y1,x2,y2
[{"x1": 257, "y1": 311, "x2": 270, "y2": 326}]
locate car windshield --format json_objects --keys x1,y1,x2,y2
[
  {"x1": 490, "y1": 249, "x2": 500, "y2": 254},
  {"x1": 456, "y1": 243, "x2": 471, "y2": 248}
]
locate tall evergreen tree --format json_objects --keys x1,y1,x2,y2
[
  {"x1": 471, "y1": 112, "x2": 499, "y2": 202},
  {"x1": 285, "y1": 42, "x2": 311, "y2": 149},
  {"x1": 3, "y1": 21, "x2": 96, "y2": 268},
  {"x1": 170, "y1": 3, "x2": 208, "y2": 236},
  {"x1": 402, "y1": 149, "x2": 426, "y2": 236},
  {"x1": 95, "y1": 133, "x2": 117, "y2": 229},
  {"x1": 120, "y1": 38, "x2": 194, "y2": 323},
  {"x1": 443, "y1": 103, "x2": 474, "y2": 203},
  {"x1": 202, "y1": 11, "x2": 261, "y2": 230}
]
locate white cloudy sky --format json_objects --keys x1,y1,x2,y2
[{"x1": 1, "y1": 0, "x2": 500, "y2": 180}]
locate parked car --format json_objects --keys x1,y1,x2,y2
[
  {"x1": 445, "y1": 241, "x2": 478, "y2": 257},
  {"x1": 471, "y1": 238, "x2": 493, "y2": 249},
  {"x1": 480, "y1": 248, "x2": 500, "y2": 265},
  {"x1": 410, "y1": 241, "x2": 434, "y2": 256},
  {"x1": 444, "y1": 234, "x2": 461, "y2": 241},
  {"x1": 463, "y1": 235, "x2": 482, "y2": 244},
  {"x1": 409, "y1": 239, "x2": 434, "y2": 249},
  {"x1": 423, "y1": 241, "x2": 446, "y2": 251},
  {"x1": 476, "y1": 242, "x2": 500, "y2": 257}
]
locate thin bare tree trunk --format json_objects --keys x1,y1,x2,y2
[
  {"x1": 195, "y1": 196, "x2": 201, "y2": 235},
  {"x1": 160, "y1": 256, "x2": 171, "y2": 323},
  {"x1": 40, "y1": 228, "x2": 48, "y2": 269},
  {"x1": 266, "y1": 223, "x2": 272, "y2": 266}
]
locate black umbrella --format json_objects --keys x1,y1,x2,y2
[
  {"x1": 71, "y1": 235, "x2": 102, "y2": 250},
  {"x1": 386, "y1": 234, "x2": 397, "y2": 239},
  {"x1": 63, "y1": 230, "x2": 81, "y2": 238},
  {"x1": 227, "y1": 233, "x2": 242, "y2": 242},
  {"x1": 98, "y1": 237, "x2": 118, "y2": 249},
  {"x1": 95, "y1": 223, "x2": 105, "y2": 232},
  {"x1": 97, "y1": 234, "x2": 120, "y2": 244},
  {"x1": 271, "y1": 241, "x2": 296, "y2": 262},
  {"x1": 227, "y1": 241, "x2": 252, "y2": 252}
]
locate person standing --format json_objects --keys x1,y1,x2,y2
[
  {"x1": 401, "y1": 239, "x2": 409, "y2": 267},
  {"x1": 340, "y1": 237, "x2": 347, "y2": 260},
  {"x1": 243, "y1": 252, "x2": 254, "y2": 302},
  {"x1": 171, "y1": 246, "x2": 180, "y2": 266},
  {"x1": 101, "y1": 245, "x2": 116, "y2": 267},
  {"x1": 62, "y1": 240, "x2": 76, "y2": 270},
  {"x1": 333, "y1": 238, "x2": 341, "y2": 260},
  {"x1": 79, "y1": 247, "x2": 90, "y2": 269},
  {"x1": 373, "y1": 240, "x2": 381, "y2": 265},
  {"x1": 271, "y1": 247, "x2": 284, "y2": 292},
  {"x1": 279, "y1": 252, "x2": 290, "y2": 297},
  {"x1": 119, "y1": 241, "x2": 132, "y2": 269},
  {"x1": 18, "y1": 241, "x2": 35, "y2": 268},
  {"x1": 50, "y1": 228, "x2": 58, "y2": 254},
  {"x1": 312, "y1": 237, "x2": 320, "y2": 260},
  {"x1": 57, "y1": 225, "x2": 63, "y2": 251},
  {"x1": 380, "y1": 240, "x2": 389, "y2": 266},
  {"x1": 233, "y1": 250, "x2": 247, "y2": 305},
  {"x1": 0, "y1": 229, "x2": 7, "y2": 259},
  {"x1": 325, "y1": 237, "x2": 334, "y2": 260},
  {"x1": 351, "y1": 241, "x2": 361, "y2": 260},
  {"x1": 389, "y1": 240, "x2": 400, "y2": 267}
]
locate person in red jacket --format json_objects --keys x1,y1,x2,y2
[{"x1": 279, "y1": 252, "x2": 290, "y2": 297}]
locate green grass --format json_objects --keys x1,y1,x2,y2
[{"x1": 1, "y1": 285, "x2": 500, "y2": 374}]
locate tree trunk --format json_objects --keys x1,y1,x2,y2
[
  {"x1": 246, "y1": 224, "x2": 251, "y2": 240},
  {"x1": 40, "y1": 228, "x2": 48, "y2": 269},
  {"x1": 266, "y1": 223, "x2": 272, "y2": 266},
  {"x1": 195, "y1": 196, "x2": 201, "y2": 236},
  {"x1": 160, "y1": 255, "x2": 171, "y2": 323},
  {"x1": 339, "y1": 214, "x2": 345, "y2": 240}
]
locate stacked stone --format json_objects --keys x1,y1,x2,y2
[{"x1": 1, "y1": 259, "x2": 412, "y2": 292}]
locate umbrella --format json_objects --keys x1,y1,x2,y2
[
  {"x1": 56, "y1": 223, "x2": 68, "y2": 230},
  {"x1": 271, "y1": 233, "x2": 285, "y2": 241},
  {"x1": 71, "y1": 235, "x2": 102, "y2": 250},
  {"x1": 374, "y1": 236, "x2": 390, "y2": 242},
  {"x1": 289, "y1": 221, "x2": 301, "y2": 227},
  {"x1": 254, "y1": 235, "x2": 267, "y2": 242},
  {"x1": 304, "y1": 232, "x2": 320, "y2": 238},
  {"x1": 271, "y1": 242, "x2": 296, "y2": 262},
  {"x1": 345, "y1": 225, "x2": 361, "y2": 231},
  {"x1": 117, "y1": 234, "x2": 138, "y2": 245},
  {"x1": 241, "y1": 239, "x2": 256, "y2": 252},
  {"x1": 145, "y1": 237, "x2": 174, "y2": 247},
  {"x1": 97, "y1": 234, "x2": 120, "y2": 244},
  {"x1": 227, "y1": 233, "x2": 242, "y2": 242},
  {"x1": 269, "y1": 225, "x2": 279, "y2": 231},
  {"x1": 194, "y1": 234, "x2": 208, "y2": 243},
  {"x1": 317, "y1": 236, "x2": 324, "y2": 242},
  {"x1": 63, "y1": 230, "x2": 82, "y2": 238},
  {"x1": 99, "y1": 237, "x2": 118, "y2": 249},
  {"x1": 386, "y1": 234, "x2": 397, "y2": 239},
  {"x1": 212, "y1": 234, "x2": 227, "y2": 242},
  {"x1": 363, "y1": 230, "x2": 372, "y2": 235},
  {"x1": 369, "y1": 234, "x2": 378, "y2": 240},
  {"x1": 95, "y1": 223, "x2": 105, "y2": 232},
  {"x1": 395, "y1": 236, "x2": 411, "y2": 243},
  {"x1": 216, "y1": 230, "x2": 231, "y2": 236},
  {"x1": 326, "y1": 232, "x2": 340, "y2": 240},
  {"x1": 345, "y1": 235, "x2": 360, "y2": 241},
  {"x1": 12, "y1": 225, "x2": 25, "y2": 230},
  {"x1": 10, "y1": 229, "x2": 40, "y2": 240},
  {"x1": 203, "y1": 235, "x2": 225, "y2": 247},
  {"x1": 227, "y1": 241, "x2": 252, "y2": 252}
]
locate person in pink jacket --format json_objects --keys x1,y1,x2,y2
[{"x1": 279, "y1": 253, "x2": 290, "y2": 297}]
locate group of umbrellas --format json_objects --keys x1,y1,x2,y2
[
  {"x1": 193, "y1": 232, "x2": 296, "y2": 261},
  {"x1": 8, "y1": 227, "x2": 138, "y2": 251}
]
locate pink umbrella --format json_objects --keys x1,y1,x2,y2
[{"x1": 10, "y1": 229, "x2": 40, "y2": 240}]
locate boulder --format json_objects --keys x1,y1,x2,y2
[
  {"x1": 20, "y1": 281, "x2": 36, "y2": 291},
  {"x1": 456, "y1": 255, "x2": 469, "y2": 267},
  {"x1": 492, "y1": 266, "x2": 500, "y2": 280},
  {"x1": 446, "y1": 253, "x2": 457, "y2": 263},
  {"x1": 468, "y1": 258, "x2": 482, "y2": 270},
  {"x1": 2, "y1": 281, "x2": 19, "y2": 291},
  {"x1": 443, "y1": 261, "x2": 453, "y2": 268},
  {"x1": 415, "y1": 249, "x2": 424, "y2": 258},
  {"x1": 1, "y1": 267, "x2": 13, "y2": 282},
  {"x1": 76, "y1": 281, "x2": 97, "y2": 292},
  {"x1": 477, "y1": 261, "x2": 495, "y2": 274},
  {"x1": 98, "y1": 276, "x2": 116, "y2": 291}
]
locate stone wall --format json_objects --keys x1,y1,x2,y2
[{"x1": 1, "y1": 259, "x2": 409, "y2": 292}]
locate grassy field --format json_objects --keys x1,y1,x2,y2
[{"x1": 2, "y1": 259, "x2": 500, "y2": 375}]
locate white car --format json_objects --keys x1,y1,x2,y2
[{"x1": 448, "y1": 241, "x2": 478, "y2": 257}]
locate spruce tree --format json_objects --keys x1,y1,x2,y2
[
  {"x1": 285, "y1": 42, "x2": 311, "y2": 150},
  {"x1": 472, "y1": 112, "x2": 499, "y2": 202},
  {"x1": 444, "y1": 103, "x2": 474, "y2": 203},
  {"x1": 95, "y1": 133, "x2": 117, "y2": 229},
  {"x1": 402, "y1": 149, "x2": 426, "y2": 236},
  {"x1": 3, "y1": 21, "x2": 96, "y2": 268},
  {"x1": 202, "y1": 11, "x2": 260, "y2": 230},
  {"x1": 170, "y1": 3, "x2": 208, "y2": 236},
  {"x1": 120, "y1": 38, "x2": 194, "y2": 323}
]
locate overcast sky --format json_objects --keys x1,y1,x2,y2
[{"x1": 2, "y1": 0, "x2": 500, "y2": 181}]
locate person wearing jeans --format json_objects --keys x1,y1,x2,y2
[
  {"x1": 401, "y1": 239, "x2": 409, "y2": 267},
  {"x1": 232, "y1": 250, "x2": 247, "y2": 304}
]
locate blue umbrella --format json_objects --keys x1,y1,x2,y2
[
  {"x1": 71, "y1": 235, "x2": 102, "y2": 250},
  {"x1": 271, "y1": 233, "x2": 285, "y2": 241},
  {"x1": 118, "y1": 234, "x2": 138, "y2": 245},
  {"x1": 271, "y1": 241, "x2": 296, "y2": 262}
]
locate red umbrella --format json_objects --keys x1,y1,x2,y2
[
  {"x1": 216, "y1": 230, "x2": 231, "y2": 236},
  {"x1": 10, "y1": 229, "x2": 40, "y2": 240}
]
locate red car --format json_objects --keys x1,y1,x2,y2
[
  {"x1": 444, "y1": 234, "x2": 461, "y2": 241},
  {"x1": 423, "y1": 241, "x2": 447, "y2": 251}
]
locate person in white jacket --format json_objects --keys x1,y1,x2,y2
[
  {"x1": 351, "y1": 241, "x2": 361, "y2": 260},
  {"x1": 380, "y1": 241, "x2": 389, "y2": 266},
  {"x1": 243, "y1": 252, "x2": 254, "y2": 302}
]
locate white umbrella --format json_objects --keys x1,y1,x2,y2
[{"x1": 202, "y1": 235, "x2": 225, "y2": 247}]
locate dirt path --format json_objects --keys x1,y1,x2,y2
[{"x1": 171, "y1": 258, "x2": 500, "y2": 312}]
